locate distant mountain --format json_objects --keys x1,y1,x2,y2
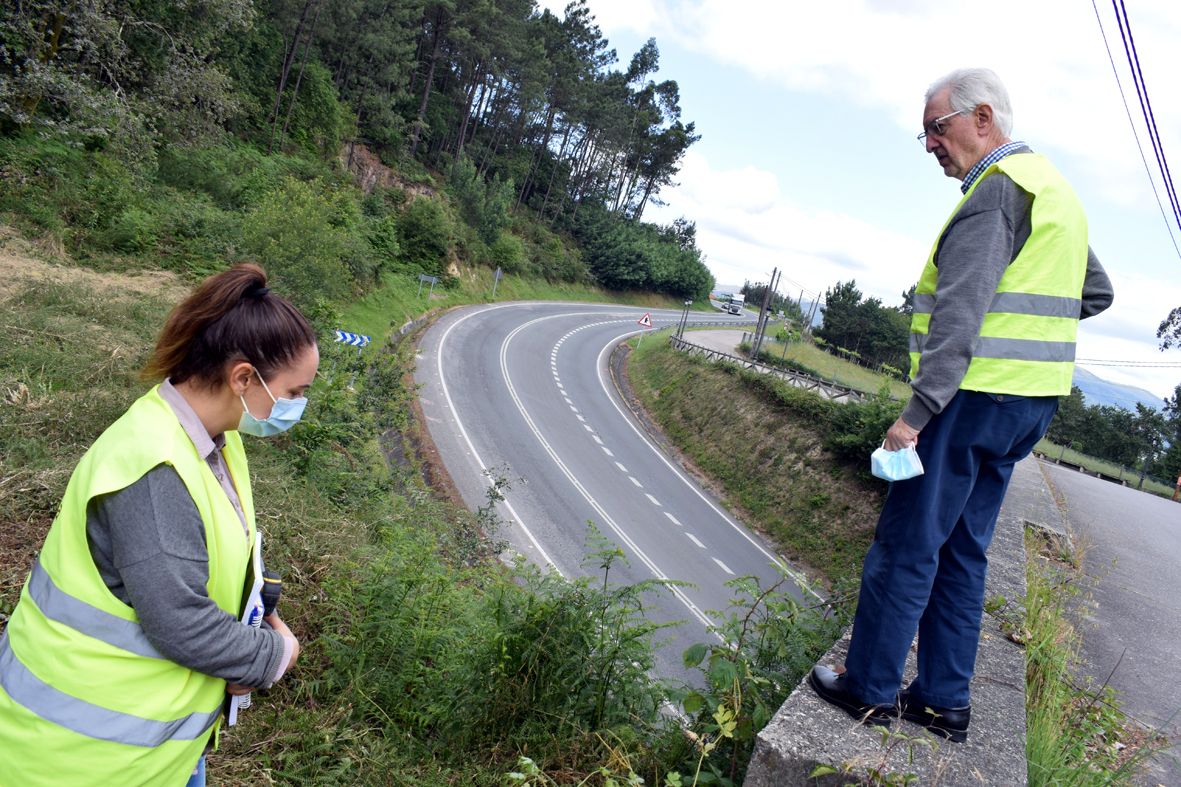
[{"x1": 1073, "y1": 366, "x2": 1165, "y2": 412}]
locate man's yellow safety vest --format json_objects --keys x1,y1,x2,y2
[
  {"x1": 0, "y1": 386, "x2": 255, "y2": 786},
  {"x1": 909, "y1": 152, "x2": 1088, "y2": 396}
]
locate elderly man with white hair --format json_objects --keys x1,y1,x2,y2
[{"x1": 808, "y1": 68, "x2": 1113, "y2": 742}]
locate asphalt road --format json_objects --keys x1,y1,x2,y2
[
  {"x1": 1040, "y1": 462, "x2": 1181, "y2": 781},
  {"x1": 414, "y1": 302, "x2": 809, "y2": 681}
]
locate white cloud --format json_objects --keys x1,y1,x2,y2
[
  {"x1": 648, "y1": 150, "x2": 928, "y2": 302},
  {"x1": 547, "y1": 0, "x2": 1181, "y2": 214}
]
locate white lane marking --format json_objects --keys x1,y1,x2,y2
[
  {"x1": 615, "y1": 461, "x2": 629, "y2": 473},
  {"x1": 665, "y1": 512, "x2": 682, "y2": 526},
  {"x1": 629, "y1": 476, "x2": 643, "y2": 488},
  {"x1": 499, "y1": 315, "x2": 716, "y2": 631},
  {"x1": 576, "y1": 414, "x2": 585, "y2": 422},
  {"x1": 713, "y1": 558, "x2": 735, "y2": 576},
  {"x1": 645, "y1": 493, "x2": 661, "y2": 507},
  {"x1": 564, "y1": 398, "x2": 573, "y2": 405},
  {"x1": 601, "y1": 447, "x2": 615, "y2": 457},
  {"x1": 686, "y1": 533, "x2": 706, "y2": 549},
  {"x1": 594, "y1": 332, "x2": 822, "y2": 601},
  {"x1": 584, "y1": 424, "x2": 594, "y2": 433},
  {"x1": 435, "y1": 305, "x2": 560, "y2": 573}
]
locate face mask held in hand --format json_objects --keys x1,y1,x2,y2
[
  {"x1": 870, "y1": 442, "x2": 925, "y2": 482},
  {"x1": 239, "y1": 368, "x2": 307, "y2": 437}
]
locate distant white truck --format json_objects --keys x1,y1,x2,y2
[{"x1": 724, "y1": 293, "x2": 745, "y2": 315}]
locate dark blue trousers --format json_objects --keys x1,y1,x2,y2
[{"x1": 844, "y1": 389, "x2": 1058, "y2": 708}]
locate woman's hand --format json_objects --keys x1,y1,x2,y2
[{"x1": 265, "y1": 612, "x2": 300, "y2": 668}]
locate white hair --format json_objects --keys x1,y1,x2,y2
[{"x1": 925, "y1": 68, "x2": 1013, "y2": 136}]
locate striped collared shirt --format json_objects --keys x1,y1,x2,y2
[
  {"x1": 961, "y1": 140, "x2": 1029, "y2": 193},
  {"x1": 159, "y1": 378, "x2": 249, "y2": 537}
]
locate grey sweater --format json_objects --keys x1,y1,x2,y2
[
  {"x1": 900, "y1": 153, "x2": 1115, "y2": 430},
  {"x1": 86, "y1": 465, "x2": 286, "y2": 688}
]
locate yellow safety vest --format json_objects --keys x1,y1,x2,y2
[
  {"x1": 909, "y1": 153, "x2": 1088, "y2": 396},
  {"x1": 0, "y1": 386, "x2": 255, "y2": 787}
]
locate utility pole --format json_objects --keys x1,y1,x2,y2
[{"x1": 753, "y1": 268, "x2": 778, "y2": 357}]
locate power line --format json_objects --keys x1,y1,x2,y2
[
  {"x1": 1112, "y1": 0, "x2": 1181, "y2": 231},
  {"x1": 1076, "y1": 358, "x2": 1181, "y2": 368},
  {"x1": 1090, "y1": 0, "x2": 1181, "y2": 259}
]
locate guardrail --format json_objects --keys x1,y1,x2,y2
[{"x1": 668, "y1": 334, "x2": 867, "y2": 404}]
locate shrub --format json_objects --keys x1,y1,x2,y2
[
  {"x1": 240, "y1": 176, "x2": 364, "y2": 305},
  {"x1": 398, "y1": 197, "x2": 452, "y2": 277},
  {"x1": 104, "y1": 207, "x2": 159, "y2": 253},
  {"x1": 488, "y1": 232, "x2": 525, "y2": 274}
]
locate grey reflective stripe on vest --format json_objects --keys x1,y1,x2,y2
[
  {"x1": 910, "y1": 333, "x2": 1074, "y2": 362},
  {"x1": 973, "y1": 336, "x2": 1076, "y2": 362},
  {"x1": 989, "y1": 292, "x2": 1081, "y2": 318},
  {"x1": 27, "y1": 559, "x2": 164, "y2": 659},
  {"x1": 911, "y1": 291, "x2": 1079, "y2": 319},
  {"x1": 0, "y1": 633, "x2": 220, "y2": 747}
]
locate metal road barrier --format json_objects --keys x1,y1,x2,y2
[{"x1": 668, "y1": 334, "x2": 868, "y2": 404}]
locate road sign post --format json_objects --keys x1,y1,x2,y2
[
  {"x1": 417, "y1": 273, "x2": 439, "y2": 299},
  {"x1": 636, "y1": 312, "x2": 653, "y2": 347},
  {"x1": 491, "y1": 266, "x2": 503, "y2": 300}
]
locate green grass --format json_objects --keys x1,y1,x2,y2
[
  {"x1": 751, "y1": 338, "x2": 911, "y2": 399},
  {"x1": 1024, "y1": 529, "x2": 1156, "y2": 785},
  {"x1": 1034, "y1": 439, "x2": 1175, "y2": 498},
  {"x1": 626, "y1": 334, "x2": 885, "y2": 586}
]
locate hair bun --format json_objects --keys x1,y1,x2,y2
[{"x1": 245, "y1": 283, "x2": 270, "y2": 299}]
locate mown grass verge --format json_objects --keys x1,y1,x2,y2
[{"x1": 626, "y1": 334, "x2": 892, "y2": 588}]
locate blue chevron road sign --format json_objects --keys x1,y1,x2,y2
[{"x1": 333, "y1": 330, "x2": 371, "y2": 347}]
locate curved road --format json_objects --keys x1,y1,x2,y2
[{"x1": 415, "y1": 302, "x2": 810, "y2": 680}]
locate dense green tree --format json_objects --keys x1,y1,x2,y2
[{"x1": 815, "y1": 280, "x2": 909, "y2": 371}]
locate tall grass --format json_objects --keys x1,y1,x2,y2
[{"x1": 1025, "y1": 531, "x2": 1153, "y2": 785}]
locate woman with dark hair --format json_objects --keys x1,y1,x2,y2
[{"x1": 0, "y1": 264, "x2": 319, "y2": 786}]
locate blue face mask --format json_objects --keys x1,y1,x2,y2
[
  {"x1": 870, "y1": 443, "x2": 925, "y2": 482},
  {"x1": 239, "y1": 369, "x2": 307, "y2": 437}
]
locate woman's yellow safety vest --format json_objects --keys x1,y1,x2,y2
[
  {"x1": 0, "y1": 386, "x2": 255, "y2": 787},
  {"x1": 909, "y1": 153, "x2": 1088, "y2": 396}
]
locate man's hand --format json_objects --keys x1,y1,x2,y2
[
  {"x1": 265, "y1": 612, "x2": 300, "y2": 668},
  {"x1": 884, "y1": 417, "x2": 920, "y2": 451}
]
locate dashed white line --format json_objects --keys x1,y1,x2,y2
[
  {"x1": 584, "y1": 424, "x2": 595, "y2": 432},
  {"x1": 592, "y1": 434, "x2": 604, "y2": 444},
  {"x1": 575, "y1": 414, "x2": 586, "y2": 422},
  {"x1": 629, "y1": 476, "x2": 643, "y2": 488},
  {"x1": 645, "y1": 493, "x2": 661, "y2": 507},
  {"x1": 713, "y1": 558, "x2": 735, "y2": 575},
  {"x1": 601, "y1": 447, "x2": 615, "y2": 457},
  {"x1": 685, "y1": 533, "x2": 706, "y2": 549},
  {"x1": 614, "y1": 461, "x2": 629, "y2": 473},
  {"x1": 564, "y1": 397, "x2": 573, "y2": 405},
  {"x1": 664, "y1": 512, "x2": 682, "y2": 526}
]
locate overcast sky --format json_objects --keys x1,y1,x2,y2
[{"x1": 538, "y1": 0, "x2": 1181, "y2": 399}]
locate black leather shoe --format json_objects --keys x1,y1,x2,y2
[
  {"x1": 898, "y1": 690, "x2": 970, "y2": 743},
  {"x1": 808, "y1": 666, "x2": 894, "y2": 726}
]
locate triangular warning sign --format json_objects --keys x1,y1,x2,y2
[{"x1": 637, "y1": 312, "x2": 654, "y2": 328}]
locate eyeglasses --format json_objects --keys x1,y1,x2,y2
[{"x1": 917, "y1": 109, "x2": 969, "y2": 145}]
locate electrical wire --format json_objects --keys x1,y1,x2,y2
[
  {"x1": 1091, "y1": 0, "x2": 1181, "y2": 259},
  {"x1": 1113, "y1": 0, "x2": 1181, "y2": 231},
  {"x1": 1076, "y1": 358, "x2": 1181, "y2": 368}
]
